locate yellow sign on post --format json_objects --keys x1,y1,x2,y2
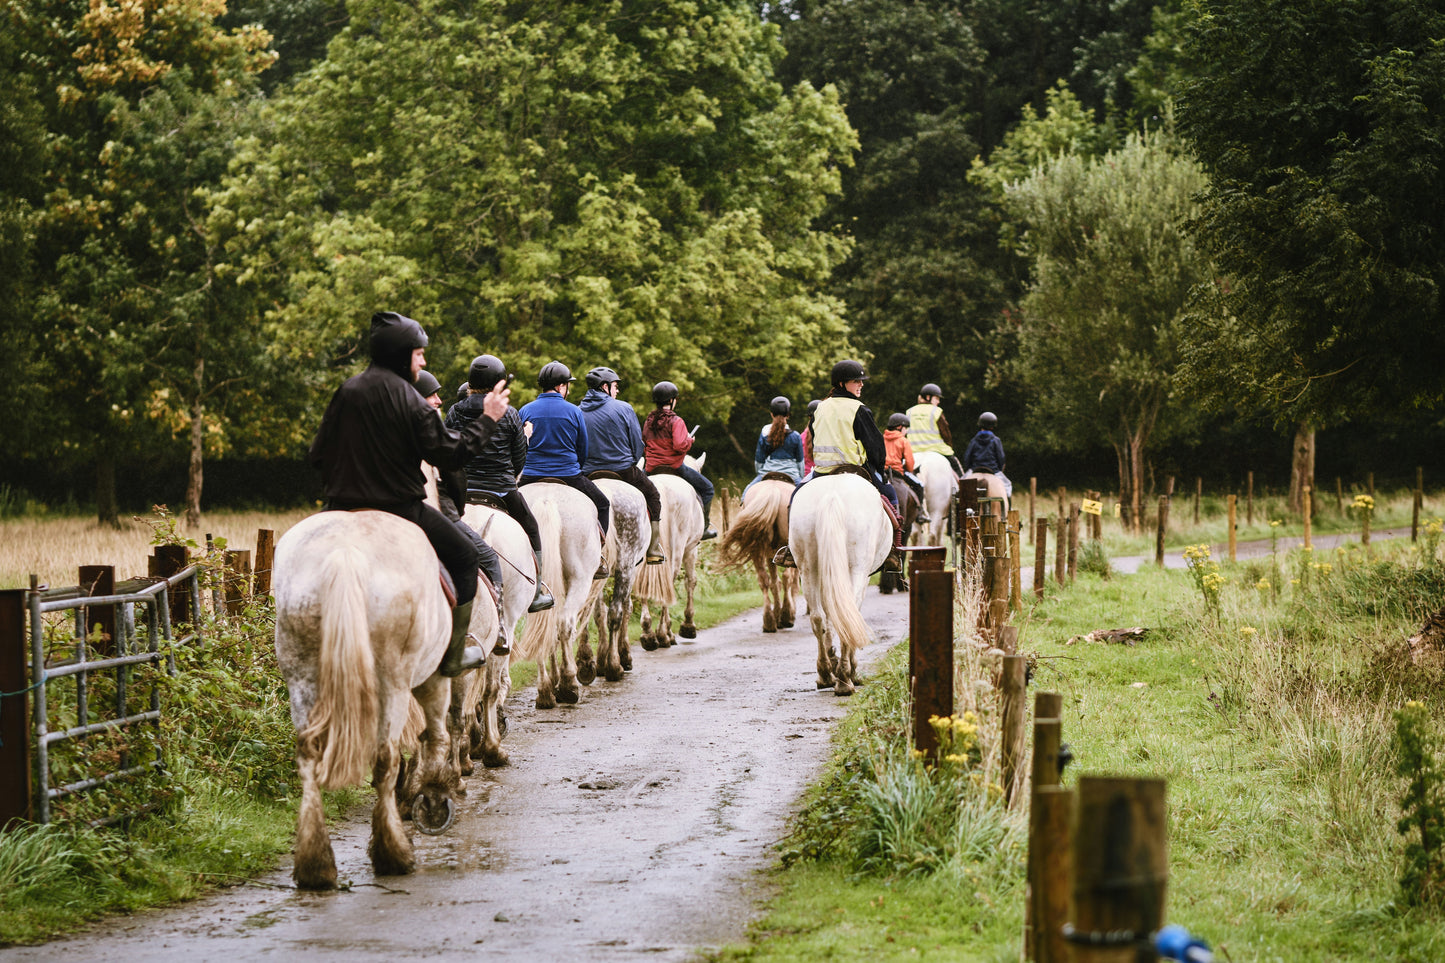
[{"x1": 1080, "y1": 498, "x2": 1103, "y2": 516}]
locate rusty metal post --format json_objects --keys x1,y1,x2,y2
[
  {"x1": 1034, "y1": 518, "x2": 1047, "y2": 599},
  {"x1": 1000, "y1": 654, "x2": 1028, "y2": 805},
  {"x1": 1069, "y1": 777, "x2": 1168, "y2": 963},
  {"x1": 910, "y1": 563, "x2": 953, "y2": 762},
  {"x1": 78, "y1": 565, "x2": 116, "y2": 657},
  {"x1": 0, "y1": 588, "x2": 32, "y2": 824},
  {"x1": 253, "y1": 528, "x2": 276, "y2": 596}
]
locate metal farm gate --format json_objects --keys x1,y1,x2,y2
[{"x1": 1, "y1": 560, "x2": 203, "y2": 826}]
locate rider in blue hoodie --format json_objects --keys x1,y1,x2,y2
[
  {"x1": 962, "y1": 411, "x2": 1013, "y2": 497},
  {"x1": 578, "y1": 366, "x2": 666, "y2": 563}
]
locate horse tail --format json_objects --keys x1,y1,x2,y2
[
  {"x1": 811, "y1": 488, "x2": 870, "y2": 656},
  {"x1": 517, "y1": 499, "x2": 563, "y2": 663},
  {"x1": 300, "y1": 545, "x2": 379, "y2": 790},
  {"x1": 718, "y1": 481, "x2": 789, "y2": 571},
  {"x1": 633, "y1": 486, "x2": 678, "y2": 606}
]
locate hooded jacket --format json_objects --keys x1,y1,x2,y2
[
  {"x1": 578, "y1": 388, "x2": 645, "y2": 473},
  {"x1": 446, "y1": 392, "x2": 527, "y2": 494},
  {"x1": 963, "y1": 430, "x2": 1006, "y2": 473}
]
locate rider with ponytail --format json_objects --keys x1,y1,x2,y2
[
  {"x1": 642, "y1": 381, "x2": 718, "y2": 540},
  {"x1": 742, "y1": 396, "x2": 804, "y2": 502}
]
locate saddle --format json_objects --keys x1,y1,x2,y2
[
  {"x1": 588, "y1": 469, "x2": 625, "y2": 482},
  {"x1": 524, "y1": 476, "x2": 571, "y2": 486},
  {"x1": 816, "y1": 466, "x2": 903, "y2": 549},
  {"x1": 466, "y1": 490, "x2": 510, "y2": 512},
  {"x1": 646, "y1": 465, "x2": 682, "y2": 477},
  {"x1": 760, "y1": 471, "x2": 797, "y2": 484}
]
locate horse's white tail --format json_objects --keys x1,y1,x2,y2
[
  {"x1": 811, "y1": 490, "x2": 870, "y2": 656},
  {"x1": 634, "y1": 498, "x2": 678, "y2": 606},
  {"x1": 299, "y1": 546, "x2": 378, "y2": 789},
  {"x1": 517, "y1": 499, "x2": 563, "y2": 663}
]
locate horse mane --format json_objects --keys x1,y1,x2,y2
[{"x1": 717, "y1": 480, "x2": 789, "y2": 571}]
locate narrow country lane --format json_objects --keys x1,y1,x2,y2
[{"x1": 2, "y1": 590, "x2": 909, "y2": 963}]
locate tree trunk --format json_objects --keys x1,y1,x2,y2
[
  {"x1": 724, "y1": 427, "x2": 752, "y2": 465},
  {"x1": 1114, "y1": 443, "x2": 1132, "y2": 532},
  {"x1": 1288, "y1": 423, "x2": 1315, "y2": 513},
  {"x1": 185, "y1": 355, "x2": 205, "y2": 529},
  {"x1": 95, "y1": 450, "x2": 119, "y2": 528}
]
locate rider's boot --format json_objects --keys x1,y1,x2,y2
[
  {"x1": 527, "y1": 550, "x2": 555, "y2": 613},
  {"x1": 701, "y1": 505, "x2": 719, "y2": 541},
  {"x1": 882, "y1": 548, "x2": 909, "y2": 591},
  {"x1": 645, "y1": 520, "x2": 666, "y2": 564},
  {"x1": 594, "y1": 523, "x2": 610, "y2": 579},
  {"x1": 438, "y1": 600, "x2": 486, "y2": 677},
  {"x1": 772, "y1": 544, "x2": 796, "y2": 568}
]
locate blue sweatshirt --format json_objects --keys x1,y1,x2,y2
[
  {"x1": 963, "y1": 430, "x2": 1006, "y2": 473},
  {"x1": 518, "y1": 391, "x2": 588, "y2": 477},
  {"x1": 578, "y1": 388, "x2": 645, "y2": 473}
]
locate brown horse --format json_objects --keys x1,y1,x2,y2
[
  {"x1": 717, "y1": 476, "x2": 797, "y2": 632},
  {"x1": 879, "y1": 473, "x2": 920, "y2": 594}
]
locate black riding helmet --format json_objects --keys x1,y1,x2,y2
[
  {"x1": 920, "y1": 382, "x2": 943, "y2": 399},
  {"x1": 586, "y1": 366, "x2": 621, "y2": 389},
  {"x1": 412, "y1": 370, "x2": 441, "y2": 399},
  {"x1": 806, "y1": 399, "x2": 821, "y2": 416},
  {"x1": 831, "y1": 359, "x2": 868, "y2": 386},
  {"x1": 538, "y1": 361, "x2": 576, "y2": 391},
  {"x1": 468, "y1": 354, "x2": 508, "y2": 391},
  {"x1": 456, "y1": 381, "x2": 470, "y2": 402},
  {"x1": 652, "y1": 381, "x2": 679, "y2": 406},
  {"x1": 978, "y1": 411, "x2": 998, "y2": 429},
  {"x1": 369, "y1": 311, "x2": 428, "y2": 379},
  {"x1": 887, "y1": 412, "x2": 910, "y2": 430},
  {"x1": 769, "y1": 396, "x2": 791, "y2": 416}
]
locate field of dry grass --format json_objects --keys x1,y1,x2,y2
[{"x1": 0, "y1": 509, "x2": 315, "y2": 590}]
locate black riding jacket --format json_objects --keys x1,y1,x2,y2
[
  {"x1": 445, "y1": 393, "x2": 528, "y2": 494},
  {"x1": 308, "y1": 364, "x2": 498, "y2": 508}
]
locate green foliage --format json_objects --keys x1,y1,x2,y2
[
  {"x1": 969, "y1": 83, "x2": 1115, "y2": 201},
  {"x1": 1178, "y1": 0, "x2": 1445, "y2": 424},
  {"x1": 1394, "y1": 702, "x2": 1445, "y2": 909}
]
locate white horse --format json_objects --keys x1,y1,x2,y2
[
  {"x1": 788, "y1": 474, "x2": 893, "y2": 696},
  {"x1": 457, "y1": 501, "x2": 536, "y2": 768},
  {"x1": 633, "y1": 455, "x2": 706, "y2": 649},
  {"x1": 581, "y1": 477, "x2": 649, "y2": 681},
  {"x1": 273, "y1": 511, "x2": 460, "y2": 889},
  {"x1": 517, "y1": 484, "x2": 605, "y2": 709},
  {"x1": 916, "y1": 450, "x2": 958, "y2": 547},
  {"x1": 717, "y1": 476, "x2": 796, "y2": 633}
]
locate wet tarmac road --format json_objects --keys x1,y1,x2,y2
[{"x1": 3, "y1": 589, "x2": 909, "y2": 962}]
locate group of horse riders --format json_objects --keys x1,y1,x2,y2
[
  {"x1": 307, "y1": 311, "x2": 1009, "y2": 684},
  {"x1": 308, "y1": 311, "x2": 723, "y2": 684},
  {"x1": 756, "y1": 362, "x2": 1010, "y2": 588}
]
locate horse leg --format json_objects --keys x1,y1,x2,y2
[
  {"x1": 810, "y1": 611, "x2": 835, "y2": 690},
  {"x1": 638, "y1": 600, "x2": 658, "y2": 651},
  {"x1": 678, "y1": 550, "x2": 698, "y2": 640},
  {"x1": 556, "y1": 620, "x2": 581, "y2": 705},
  {"x1": 476, "y1": 657, "x2": 512, "y2": 767},
  {"x1": 535, "y1": 647, "x2": 558, "y2": 709},
  {"x1": 575, "y1": 604, "x2": 597, "y2": 687},
  {"x1": 368, "y1": 737, "x2": 415, "y2": 877},
  {"x1": 779, "y1": 567, "x2": 796, "y2": 629},
  {"x1": 450, "y1": 675, "x2": 474, "y2": 781},
  {"x1": 292, "y1": 738, "x2": 338, "y2": 890},
  {"x1": 756, "y1": 557, "x2": 777, "y2": 633},
  {"x1": 602, "y1": 578, "x2": 627, "y2": 682}
]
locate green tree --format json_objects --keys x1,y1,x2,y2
[
  {"x1": 1178, "y1": 0, "x2": 1445, "y2": 423},
  {"x1": 220, "y1": 0, "x2": 856, "y2": 449},
  {"x1": 1001, "y1": 128, "x2": 1210, "y2": 529}
]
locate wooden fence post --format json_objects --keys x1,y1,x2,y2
[
  {"x1": 1067, "y1": 505, "x2": 1079, "y2": 583},
  {"x1": 1009, "y1": 509, "x2": 1023, "y2": 612},
  {"x1": 1029, "y1": 692, "x2": 1069, "y2": 963},
  {"x1": 1155, "y1": 495, "x2": 1169, "y2": 568},
  {"x1": 1054, "y1": 514, "x2": 1066, "y2": 586},
  {"x1": 77, "y1": 565, "x2": 116, "y2": 657},
  {"x1": 1034, "y1": 518, "x2": 1048, "y2": 600},
  {"x1": 1362, "y1": 501, "x2": 1372, "y2": 547},
  {"x1": 1335, "y1": 476, "x2": 1344, "y2": 517},
  {"x1": 0, "y1": 588, "x2": 32, "y2": 825},
  {"x1": 1227, "y1": 495, "x2": 1237, "y2": 563},
  {"x1": 1413, "y1": 467, "x2": 1424, "y2": 542},
  {"x1": 1069, "y1": 777, "x2": 1168, "y2": 963},
  {"x1": 1029, "y1": 477, "x2": 1037, "y2": 545},
  {"x1": 1000, "y1": 654, "x2": 1028, "y2": 805},
  {"x1": 223, "y1": 550, "x2": 252, "y2": 615},
  {"x1": 1303, "y1": 487, "x2": 1313, "y2": 550},
  {"x1": 149, "y1": 545, "x2": 191, "y2": 626},
  {"x1": 1367, "y1": 472, "x2": 1375, "y2": 497},
  {"x1": 910, "y1": 558, "x2": 953, "y2": 762},
  {"x1": 253, "y1": 528, "x2": 276, "y2": 596},
  {"x1": 1194, "y1": 476, "x2": 1202, "y2": 526},
  {"x1": 1246, "y1": 470, "x2": 1254, "y2": 525}
]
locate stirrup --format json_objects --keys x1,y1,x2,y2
[
  {"x1": 772, "y1": 545, "x2": 796, "y2": 569},
  {"x1": 491, "y1": 632, "x2": 511, "y2": 657},
  {"x1": 527, "y1": 580, "x2": 555, "y2": 614},
  {"x1": 701, "y1": 525, "x2": 719, "y2": 541},
  {"x1": 646, "y1": 550, "x2": 666, "y2": 565},
  {"x1": 594, "y1": 560, "x2": 609, "y2": 580}
]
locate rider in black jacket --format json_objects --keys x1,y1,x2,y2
[{"x1": 308, "y1": 311, "x2": 509, "y2": 677}]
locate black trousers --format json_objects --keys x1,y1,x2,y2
[
  {"x1": 609, "y1": 465, "x2": 662, "y2": 521},
  {"x1": 518, "y1": 474, "x2": 612, "y2": 535},
  {"x1": 329, "y1": 500, "x2": 481, "y2": 605},
  {"x1": 476, "y1": 489, "x2": 543, "y2": 554}
]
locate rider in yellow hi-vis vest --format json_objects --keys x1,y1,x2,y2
[
  {"x1": 774, "y1": 360, "x2": 906, "y2": 583},
  {"x1": 906, "y1": 383, "x2": 965, "y2": 478}
]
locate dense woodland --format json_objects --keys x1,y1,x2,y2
[{"x1": 1, "y1": 0, "x2": 1442, "y2": 525}]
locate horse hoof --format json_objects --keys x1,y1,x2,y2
[
  {"x1": 557, "y1": 687, "x2": 580, "y2": 705},
  {"x1": 459, "y1": 757, "x2": 474, "y2": 777},
  {"x1": 413, "y1": 794, "x2": 455, "y2": 836},
  {"x1": 536, "y1": 692, "x2": 557, "y2": 710},
  {"x1": 816, "y1": 678, "x2": 833, "y2": 690},
  {"x1": 619, "y1": 651, "x2": 632, "y2": 671},
  {"x1": 640, "y1": 636, "x2": 658, "y2": 652},
  {"x1": 679, "y1": 625, "x2": 696, "y2": 640},
  {"x1": 779, "y1": 617, "x2": 794, "y2": 629},
  {"x1": 483, "y1": 748, "x2": 510, "y2": 768},
  {"x1": 762, "y1": 624, "x2": 777, "y2": 633},
  {"x1": 577, "y1": 661, "x2": 597, "y2": 686},
  {"x1": 833, "y1": 684, "x2": 855, "y2": 698}
]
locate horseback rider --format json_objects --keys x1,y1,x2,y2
[
  {"x1": 773, "y1": 360, "x2": 907, "y2": 583},
  {"x1": 517, "y1": 361, "x2": 614, "y2": 577},
  {"x1": 963, "y1": 410, "x2": 1014, "y2": 497},
  {"x1": 578, "y1": 365, "x2": 666, "y2": 563},
  {"x1": 642, "y1": 381, "x2": 718, "y2": 540},
  {"x1": 800, "y1": 398, "x2": 821, "y2": 476},
  {"x1": 883, "y1": 412, "x2": 930, "y2": 523},
  {"x1": 308, "y1": 311, "x2": 508, "y2": 678},
  {"x1": 742, "y1": 396, "x2": 805, "y2": 502},
  {"x1": 906, "y1": 383, "x2": 966, "y2": 478},
  {"x1": 445, "y1": 353, "x2": 556, "y2": 615}
]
